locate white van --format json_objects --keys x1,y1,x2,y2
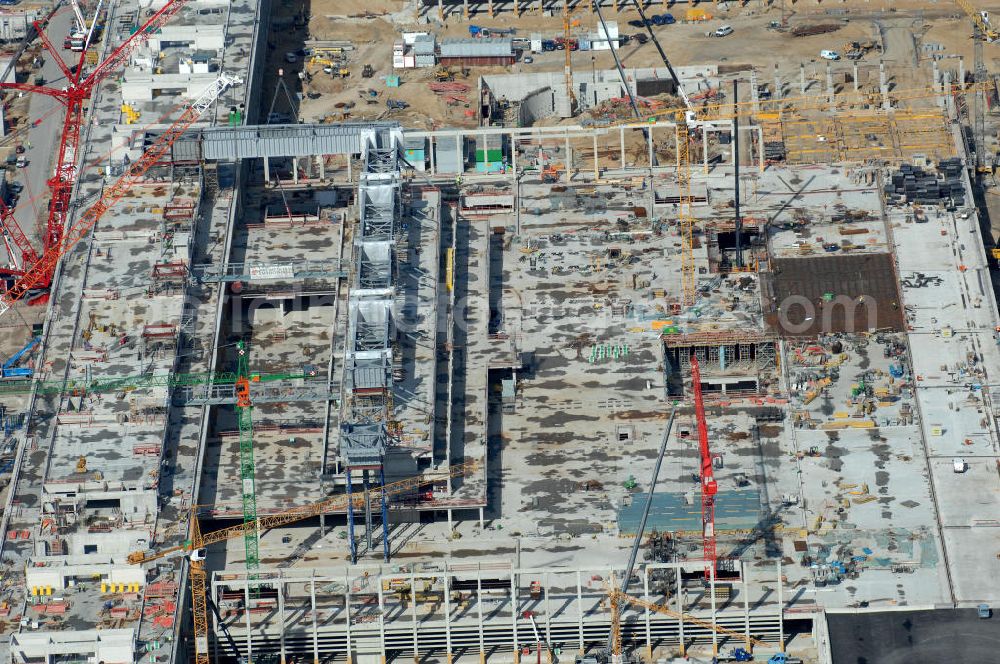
[
  {"x1": 820, "y1": 50, "x2": 840, "y2": 60},
  {"x1": 714, "y1": 25, "x2": 734, "y2": 37},
  {"x1": 953, "y1": 458, "x2": 967, "y2": 473}
]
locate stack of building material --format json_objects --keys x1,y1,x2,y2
[
  {"x1": 885, "y1": 159, "x2": 965, "y2": 208},
  {"x1": 429, "y1": 81, "x2": 472, "y2": 105}
]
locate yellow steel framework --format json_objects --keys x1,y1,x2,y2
[
  {"x1": 608, "y1": 589, "x2": 772, "y2": 659},
  {"x1": 130, "y1": 460, "x2": 480, "y2": 664}
]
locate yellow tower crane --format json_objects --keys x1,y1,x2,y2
[
  {"x1": 129, "y1": 460, "x2": 480, "y2": 664},
  {"x1": 607, "y1": 589, "x2": 774, "y2": 659},
  {"x1": 955, "y1": 0, "x2": 999, "y2": 42}
]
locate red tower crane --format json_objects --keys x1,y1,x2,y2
[
  {"x1": 0, "y1": 0, "x2": 192, "y2": 288},
  {"x1": 0, "y1": 73, "x2": 241, "y2": 316},
  {"x1": 690, "y1": 354, "x2": 718, "y2": 578}
]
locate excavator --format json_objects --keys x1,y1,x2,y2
[{"x1": 308, "y1": 56, "x2": 349, "y2": 78}]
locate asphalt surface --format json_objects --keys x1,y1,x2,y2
[
  {"x1": 6, "y1": 6, "x2": 76, "y2": 264},
  {"x1": 829, "y1": 608, "x2": 1000, "y2": 664}
]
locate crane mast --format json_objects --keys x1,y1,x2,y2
[
  {"x1": 691, "y1": 355, "x2": 718, "y2": 578},
  {"x1": 0, "y1": 0, "x2": 193, "y2": 292},
  {"x1": 129, "y1": 461, "x2": 479, "y2": 664}
]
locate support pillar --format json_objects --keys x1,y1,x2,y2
[
  {"x1": 943, "y1": 71, "x2": 953, "y2": 115},
  {"x1": 514, "y1": 0, "x2": 519, "y2": 17},
  {"x1": 438, "y1": 0, "x2": 444, "y2": 20},
  {"x1": 410, "y1": 570, "x2": 420, "y2": 663},
  {"x1": 750, "y1": 69, "x2": 759, "y2": 113},
  {"x1": 703, "y1": 126, "x2": 709, "y2": 173},
  {"x1": 544, "y1": 572, "x2": 553, "y2": 659},
  {"x1": 511, "y1": 135, "x2": 518, "y2": 173},
  {"x1": 456, "y1": 133, "x2": 463, "y2": 177},
  {"x1": 292, "y1": 156, "x2": 299, "y2": 184},
  {"x1": 742, "y1": 561, "x2": 752, "y2": 651},
  {"x1": 799, "y1": 62, "x2": 806, "y2": 95},
  {"x1": 377, "y1": 579, "x2": 387, "y2": 664},
  {"x1": 853, "y1": 63, "x2": 859, "y2": 93},
  {"x1": 310, "y1": 579, "x2": 320, "y2": 664},
  {"x1": 264, "y1": 156, "x2": 270, "y2": 183},
  {"x1": 642, "y1": 569, "x2": 653, "y2": 662},
  {"x1": 650, "y1": 125, "x2": 657, "y2": 171},
  {"x1": 619, "y1": 126, "x2": 626, "y2": 169},
  {"x1": 576, "y1": 570, "x2": 585, "y2": 654},
  {"x1": 826, "y1": 61, "x2": 834, "y2": 103},
  {"x1": 511, "y1": 573, "x2": 520, "y2": 659},
  {"x1": 933, "y1": 59, "x2": 941, "y2": 91},
  {"x1": 346, "y1": 469, "x2": 357, "y2": 564},
  {"x1": 278, "y1": 579, "x2": 287, "y2": 664},
  {"x1": 709, "y1": 567, "x2": 719, "y2": 655},
  {"x1": 380, "y1": 465, "x2": 390, "y2": 562},
  {"x1": 774, "y1": 63, "x2": 782, "y2": 101},
  {"x1": 777, "y1": 559, "x2": 785, "y2": 651},
  {"x1": 463, "y1": 0, "x2": 469, "y2": 19},
  {"x1": 564, "y1": 133, "x2": 572, "y2": 182},
  {"x1": 960, "y1": 57, "x2": 965, "y2": 88},
  {"x1": 430, "y1": 136, "x2": 437, "y2": 175},
  {"x1": 479, "y1": 506, "x2": 484, "y2": 529},
  {"x1": 593, "y1": 132, "x2": 599, "y2": 180},
  {"x1": 347, "y1": 154, "x2": 352, "y2": 182},
  {"x1": 880, "y1": 60, "x2": 890, "y2": 111},
  {"x1": 757, "y1": 127, "x2": 765, "y2": 172},
  {"x1": 676, "y1": 569, "x2": 685, "y2": 656},
  {"x1": 244, "y1": 580, "x2": 254, "y2": 664},
  {"x1": 363, "y1": 471, "x2": 373, "y2": 553},
  {"x1": 317, "y1": 154, "x2": 325, "y2": 180},
  {"x1": 477, "y1": 571, "x2": 486, "y2": 663},
  {"x1": 443, "y1": 570, "x2": 454, "y2": 663},
  {"x1": 488, "y1": 0, "x2": 494, "y2": 17},
  {"x1": 345, "y1": 573, "x2": 353, "y2": 664}
]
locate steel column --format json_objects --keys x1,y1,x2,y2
[
  {"x1": 380, "y1": 465, "x2": 390, "y2": 562},
  {"x1": 346, "y1": 469, "x2": 357, "y2": 564}
]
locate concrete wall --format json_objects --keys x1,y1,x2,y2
[
  {"x1": 518, "y1": 86, "x2": 555, "y2": 127},
  {"x1": 149, "y1": 24, "x2": 226, "y2": 52},
  {"x1": 484, "y1": 64, "x2": 722, "y2": 121},
  {"x1": 121, "y1": 73, "x2": 222, "y2": 103}
]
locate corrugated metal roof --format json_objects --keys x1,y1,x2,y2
[
  {"x1": 201, "y1": 122, "x2": 400, "y2": 159},
  {"x1": 440, "y1": 38, "x2": 512, "y2": 58},
  {"x1": 413, "y1": 35, "x2": 436, "y2": 55}
]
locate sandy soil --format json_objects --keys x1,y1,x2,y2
[{"x1": 273, "y1": 0, "x2": 990, "y2": 128}]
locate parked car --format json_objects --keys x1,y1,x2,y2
[
  {"x1": 522, "y1": 55, "x2": 533, "y2": 64},
  {"x1": 820, "y1": 49, "x2": 840, "y2": 60},
  {"x1": 651, "y1": 14, "x2": 675, "y2": 26},
  {"x1": 627, "y1": 18, "x2": 649, "y2": 28},
  {"x1": 714, "y1": 25, "x2": 734, "y2": 37}
]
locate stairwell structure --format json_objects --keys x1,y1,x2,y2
[{"x1": 340, "y1": 126, "x2": 405, "y2": 563}]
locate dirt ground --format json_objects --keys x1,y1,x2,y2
[{"x1": 275, "y1": 0, "x2": 992, "y2": 129}]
